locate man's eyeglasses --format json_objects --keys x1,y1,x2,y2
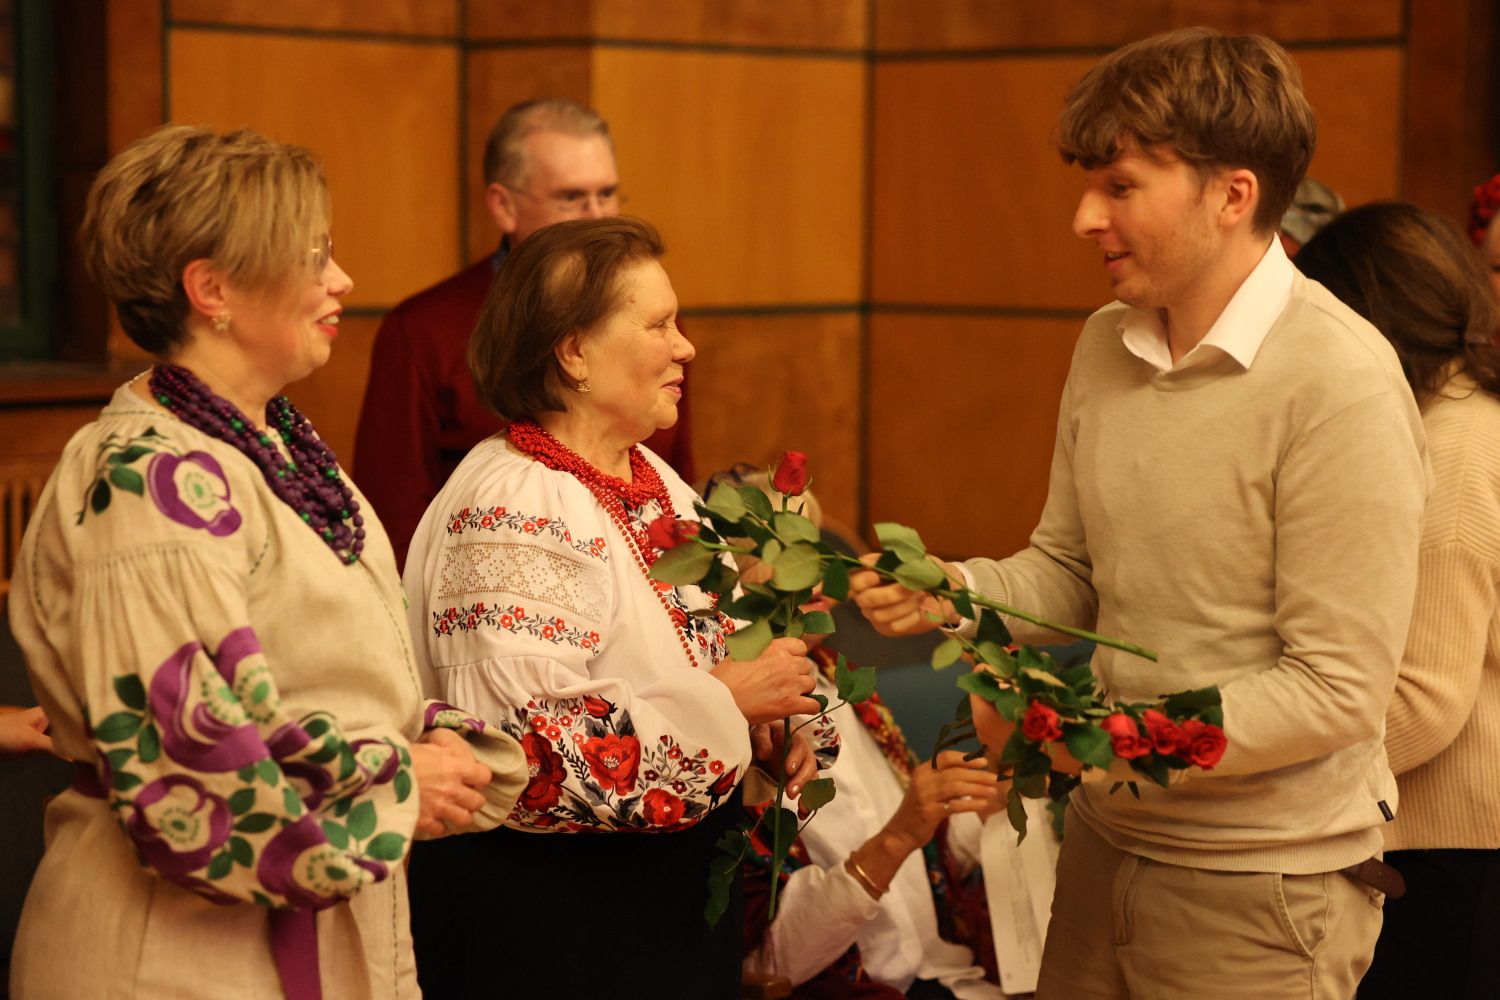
[{"x1": 504, "y1": 184, "x2": 623, "y2": 217}]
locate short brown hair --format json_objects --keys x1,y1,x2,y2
[
  {"x1": 482, "y1": 98, "x2": 613, "y2": 188},
  {"x1": 1058, "y1": 27, "x2": 1316, "y2": 234},
  {"x1": 470, "y1": 216, "x2": 665, "y2": 421},
  {"x1": 80, "y1": 124, "x2": 330, "y2": 355},
  {"x1": 1295, "y1": 201, "x2": 1500, "y2": 405}
]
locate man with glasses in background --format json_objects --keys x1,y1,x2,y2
[{"x1": 354, "y1": 98, "x2": 695, "y2": 567}]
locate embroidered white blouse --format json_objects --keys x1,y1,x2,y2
[{"x1": 404, "y1": 437, "x2": 755, "y2": 831}]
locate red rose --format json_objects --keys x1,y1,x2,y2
[
  {"x1": 642, "y1": 788, "x2": 686, "y2": 827},
  {"x1": 1021, "y1": 701, "x2": 1064, "y2": 743},
  {"x1": 646, "y1": 515, "x2": 701, "y2": 551},
  {"x1": 583, "y1": 695, "x2": 614, "y2": 719},
  {"x1": 1141, "y1": 710, "x2": 1181, "y2": 755},
  {"x1": 1176, "y1": 719, "x2": 1228, "y2": 769},
  {"x1": 708, "y1": 765, "x2": 738, "y2": 803},
  {"x1": 771, "y1": 450, "x2": 810, "y2": 496},
  {"x1": 580, "y1": 733, "x2": 642, "y2": 794},
  {"x1": 519, "y1": 733, "x2": 566, "y2": 813},
  {"x1": 1100, "y1": 713, "x2": 1151, "y2": 760}
]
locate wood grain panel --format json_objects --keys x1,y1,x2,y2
[
  {"x1": 683, "y1": 312, "x2": 860, "y2": 531},
  {"x1": 169, "y1": 30, "x2": 461, "y2": 310},
  {"x1": 464, "y1": 47, "x2": 594, "y2": 264},
  {"x1": 868, "y1": 313, "x2": 1077, "y2": 558},
  {"x1": 107, "y1": 0, "x2": 165, "y2": 153},
  {"x1": 169, "y1": 0, "x2": 458, "y2": 36},
  {"x1": 594, "y1": 49, "x2": 865, "y2": 306},
  {"x1": 467, "y1": 0, "x2": 865, "y2": 49},
  {"x1": 872, "y1": 57, "x2": 1106, "y2": 309},
  {"x1": 282, "y1": 315, "x2": 382, "y2": 470},
  {"x1": 1296, "y1": 47, "x2": 1402, "y2": 209},
  {"x1": 875, "y1": 0, "x2": 1403, "y2": 52}
]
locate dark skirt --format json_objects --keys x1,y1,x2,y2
[{"x1": 408, "y1": 789, "x2": 745, "y2": 1000}]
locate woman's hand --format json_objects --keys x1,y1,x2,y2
[
  {"x1": 0, "y1": 706, "x2": 55, "y2": 757},
  {"x1": 848, "y1": 553, "x2": 961, "y2": 637},
  {"x1": 881, "y1": 750, "x2": 1004, "y2": 855},
  {"x1": 409, "y1": 728, "x2": 492, "y2": 837},
  {"x1": 751, "y1": 725, "x2": 819, "y2": 799},
  {"x1": 710, "y1": 637, "x2": 820, "y2": 725}
]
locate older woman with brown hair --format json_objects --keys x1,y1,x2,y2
[
  {"x1": 403, "y1": 216, "x2": 827, "y2": 999},
  {"x1": 8, "y1": 124, "x2": 526, "y2": 999},
  {"x1": 1296, "y1": 201, "x2": 1500, "y2": 999}
]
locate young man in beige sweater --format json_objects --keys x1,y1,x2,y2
[{"x1": 851, "y1": 28, "x2": 1428, "y2": 999}]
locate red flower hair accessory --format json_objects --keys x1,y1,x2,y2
[{"x1": 1468, "y1": 172, "x2": 1500, "y2": 246}]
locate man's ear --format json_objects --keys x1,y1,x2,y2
[
  {"x1": 485, "y1": 182, "x2": 519, "y2": 238},
  {"x1": 181, "y1": 259, "x2": 229, "y2": 320},
  {"x1": 1218, "y1": 168, "x2": 1260, "y2": 231}
]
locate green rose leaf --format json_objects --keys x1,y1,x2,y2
[
  {"x1": 738, "y1": 486, "x2": 775, "y2": 522},
  {"x1": 704, "y1": 483, "x2": 748, "y2": 522},
  {"x1": 93, "y1": 710, "x2": 143, "y2": 743},
  {"x1": 1063, "y1": 722, "x2": 1115, "y2": 769},
  {"x1": 821, "y1": 557, "x2": 850, "y2": 602},
  {"x1": 108, "y1": 465, "x2": 145, "y2": 496},
  {"x1": 976, "y1": 609, "x2": 1013, "y2": 647},
  {"x1": 347, "y1": 800, "x2": 377, "y2": 841},
  {"x1": 1006, "y1": 786, "x2": 1029, "y2": 842},
  {"x1": 834, "y1": 654, "x2": 877, "y2": 705},
  {"x1": 1161, "y1": 686, "x2": 1223, "y2": 717},
  {"x1": 770, "y1": 543, "x2": 822, "y2": 591},
  {"x1": 809, "y1": 692, "x2": 829, "y2": 714},
  {"x1": 333, "y1": 797, "x2": 353, "y2": 818},
  {"x1": 705, "y1": 855, "x2": 736, "y2": 927},
  {"x1": 394, "y1": 769, "x2": 413, "y2": 804},
  {"x1": 648, "y1": 544, "x2": 715, "y2": 586},
  {"x1": 1021, "y1": 667, "x2": 1068, "y2": 689},
  {"x1": 772, "y1": 512, "x2": 819, "y2": 544},
  {"x1": 304, "y1": 716, "x2": 332, "y2": 739},
  {"x1": 112, "y1": 770, "x2": 143, "y2": 792},
  {"x1": 90, "y1": 479, "x2": 112, "y2": 515},
  {"x1": 104, "y1": 748, "x2": 134, "y2": 771},
  {"x1": 207, "y1": 852, "x2": 233, "y2": 880},
  {"x1": 257, "y1": 759, "x2": 280, "y2": 785},
  {"x1": 950, "y1": 589, "x2": 975, "y2": 621},
  {"x1": 1130, "y1": 755, "x2": 1173, "y2": 788},
  {"x1": 726, "y1": 619, "x2": 773, "y2": 661},
  {"x1": 874, "y1": 522, "x2": 927, "y2": 563},
  {"x1": 932, "y1": 637, "x2": 965, "y2": 669},
  {"x1": 228, "y1": 835, "x2": 254, "y2": 867},
  {"x1": 112, "y1": 675, "x2": 147, "y2": 711},
  {"x1": 321, "y1": 819, "x2": 351, "y2": 849},
  {"x1": 783, "y1": 618, "x2": 805, "y2": 639},
  {"x1": 893, "y1": 557, "x2": 946, "y2": 592},
  {"x1": 798, "y1": 610, "x2": 835, "y2": 635},
  {"x1": 137, "y1": 723, "x2": 161, "y2": 763},
  {"x1": 283, "y1": 786, "x2": 302, "y2": 815},
  {"x1": 799, "y1": 777, "x2": 837, "y2": 812},
  {"x1": 365, "y1": 832, "x2": 407, "y2": 861},
  {"x1": 235, "y1": 813, "x2": 277, "y2": 834},
  {"x1": 761, "y1": 538, "x2": 784, "y2": 565},
  {"x1": 108, "y1": 445, "x2": 153, "y2": 465},
  {"x1": 228, "y1": 787, "x2": 258, "y2": 816}
]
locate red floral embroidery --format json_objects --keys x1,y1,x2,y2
[
  {"x1": 519, "y1": 733, "x2": 567, "y2": 812},
  {"x1": 445, "y1": 505, "x2": 608, "y2": 562},
  {"x1": 581, "y1": 734, "x2": 641, "y2": 794},
  {"x1": 642, "y1": 788, "x2": 685, "y2": 827}
]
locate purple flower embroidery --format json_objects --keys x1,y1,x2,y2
[
  {"x1": 124, "y1": 774, "x2": 233, "y2": 878},
  {"x1": 151, "y1": 628, "x2": 268, "y2": 772},
  {"x1": 423, "y1": 701, "x2": 487, "y2": 735},
  {"x1": 147, "y1": 451, "x2": 242, "y2": 536},
  {"x1": 258, "y1": 815, "x2": 387, "y2": 910},
  {"x1": 267, "y1": 720, "x2": 336, "y2": 809}
]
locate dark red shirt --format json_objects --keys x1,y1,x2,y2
[{"x1": 353, "y1": 254, "x2": 695, "y2": 569}]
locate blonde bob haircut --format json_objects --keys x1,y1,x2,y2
[
  {"x1": 80, "y1": 124, "x2": 330, "y2": 354},
  {"x1": 1058, "y1": 27, "x2": 1316, "y2": 235}
]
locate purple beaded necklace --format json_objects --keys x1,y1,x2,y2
[{"x1": 148, "y1": 364, "x2": 365, "y2": 564}]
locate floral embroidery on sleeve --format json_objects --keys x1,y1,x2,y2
[
  {"x1": 431, "y1": 601, "x2": 602, "y2": 654},
  {"x1": 73, "y1": 426, "x2": 241, "y2": 537},
  {"x1": 85, "y1": 626, "x2": 414, "y2": 909},
  {"x1": 446, "y1": 505, "x2": 608, "y2": 561},
  {"x1": 501, "y1": 696, "x2": 736, "y2": 833}
]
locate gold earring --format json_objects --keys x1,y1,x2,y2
[
  {"x1": 212, "y1": 313, "x2": 231, "y2": 333},
  {"x1": 576, "y1": 376, "x2": 593, "y2": 393}
]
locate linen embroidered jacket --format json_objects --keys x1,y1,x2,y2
[
  {"x1": 405, "y1": 436, "x2": 829, "y2": 833},
  {"x1": 8, "y1": 385, "x2": 526, "y2": 999}
]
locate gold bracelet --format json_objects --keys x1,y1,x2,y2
[{"x1": 845, "y1": 856, "x2": 886, "y2": 900}]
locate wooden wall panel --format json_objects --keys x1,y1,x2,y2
[
  {"x1": 106, "y1": 0, "x2": 164, "y2": 153},
  {"x1": 874, "y1": 0, "x2": 1404, "y2": 52},
  {"x1": 868, "y1": 313, "x2": 1076, "y2": 557},
  {"x1": 169, "y1": 0, "x2": 458, "y2": 35},
  {"x1": 468, "y1": 0, "x2": 866, "y2": 48},
  {"x1": 169, "y1": 30, "x2": 461, "y2": 310},
  {"x1": 464, "y1": 47, "x2": 594, "y2": 264},
  {"x1": 683, "y1": 312, "x2": 860, "y2": 531},
  {"x1": 594, "y1": 49, "x2": 865, "y2": 307},
  {"x1": 282, "y1": 315, "x2": 382, "y2": 469},
  {"x1": 1296, "y1": 47, "x2": 1403, "y2": 207},
  {"x1": 872, "y1": 57, "x2": 1105, "y2": 309}
]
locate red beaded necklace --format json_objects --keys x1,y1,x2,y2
[{"x1": 506, "y1": 419, "x2": 725, "y2": 669}]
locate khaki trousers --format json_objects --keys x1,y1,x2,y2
[{"x1": 1035, "y1": 813, "x2": 1383, "y2": 1000}]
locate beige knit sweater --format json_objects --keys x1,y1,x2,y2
[
  {"x1": 965, "y1": 273, "x2": 1429, "y2": 875},
  {"x1": 1383, "y1": 372, "x2": 1500, "y2": 852}
]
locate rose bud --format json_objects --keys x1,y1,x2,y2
[
  {"x1": 1021, "y1": 700, "x2": 1064, "y2": 743},
  {"x1": 1141, "y1": 709, "x2": 1182, "y2": 755},
  {"x1": 583, "y1": 695, "x2": 614, "y2": 719},
  {"x1": 1100, "y1": 713, "x2": 1151, "y2": 760},
  {"x1": 646, "y1": 515, "x2": 700, "y2": 551},
  {"x1": 1176, "y1": 719, "x2": 1228, "y2": 769},
  {"x1": 771, "y1": 450, "x2": 810, "y2": 496}
]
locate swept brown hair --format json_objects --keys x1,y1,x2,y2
[
  {"x1": 1058, "y1": 27, "x2": 1316, "y2": 234},
  {"x1": 470, "y1": 216, "x2": 665, "y2": 421},
  {"x1": 1295, "y1": 200, "x2": 1500, "y2": 406}
]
